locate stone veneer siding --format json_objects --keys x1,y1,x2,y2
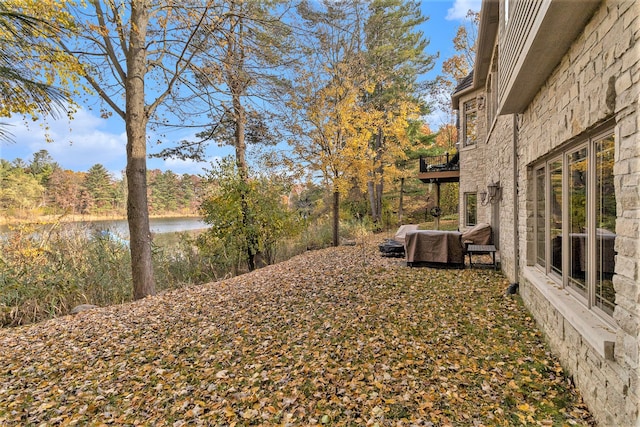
[
  {"x1": 458, "y1": 90, "x2": 486, "y2": 227},
  {"x1": 481, "y1": 115, "x2": 515, "y2": 282},
  {"x1": 515, "y1": 1, "x2": 639, "y2": 425},
  {"x1": 458, "y1": 91, "x2": 517, "y2": 283}
]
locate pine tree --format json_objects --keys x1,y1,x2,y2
[
  {"x1": 363, "y1": 0, "x2": 435, "y2": 223},
  {"x1": 83, "y1": 164, "x2": 114, "y2": 213}
]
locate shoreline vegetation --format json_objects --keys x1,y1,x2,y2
[
  {"x1": 0, "y1": 211, "x2": 202, "y2": 227},
  {"x1": 0, "y1": 214, "x2": 366, "y2": 327}
]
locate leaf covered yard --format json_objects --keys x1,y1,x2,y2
[{"x1": 0, "y1": 242, "x2": 594, "y2": 426}]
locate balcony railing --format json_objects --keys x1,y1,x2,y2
[{"x1": 419, "y1": 151, "x2": 459, "y2": 173}]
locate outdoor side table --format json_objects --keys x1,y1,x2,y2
[{"x1": 467, "y1": 244, "x2": 498, "y2": 270}]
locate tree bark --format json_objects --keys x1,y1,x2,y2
[
  {"x1": 233, "y1": 94, "x2": 256, "y2": 271},
  {"x1": 126, "y1": 2, "x2": 155, "y2": 300},
  {"x1": 332, "y1": 190, "x2": 340, "y2": 247},
  {"x1": 398, "y1": 177, "x2": 404, "y2": 223},
  {"x1": 375, "y1": 128, "x2": 384, "y2": 222},
  {"x1": 368, "y1": 127, "x2": 384, "y2": 223},
  {"x1": 367, "y1": 181, "x2": 376, "y2": 222},
  {"x1": 375, "y1": 178, "x2": 383, "y2": 222}
]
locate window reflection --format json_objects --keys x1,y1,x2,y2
[
  {"x1": 568, "y1": 147, "x2": 587, "y2": 295},
  {"x1": 465, "y1": 193, "x2": 477, "y2": 226},
  {"x1": 595, "y1": 136, "x2": 616, "y2": 315},
  {"x1": 534, "y1": 132, "x2": 616, "y2": 317},
  {"x1": 535, "y1": 167, "x2": 545, "y2": 267},
  {"x1": 464, "y1": 99, "x2": 477, "y2": 146},
  {"x1": 550, "y1": 159, "x2": 562, "y2": 277}
]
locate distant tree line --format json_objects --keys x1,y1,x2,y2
[{"x1": 0, "y1": 149, "x2": 203, "y2": 218}]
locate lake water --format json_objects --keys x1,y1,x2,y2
[
  {"x1": 0, "y1": 217, "x2": 209, "y2": 237},
  {"x1": 86, "y1": 217, "x2": 209, "y2": 237}
]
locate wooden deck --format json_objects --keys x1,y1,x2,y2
[{"x1": 418, "y1": 152, "x2": 460, "y2": 183}]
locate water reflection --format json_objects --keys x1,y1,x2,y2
[{"x1": 1, "y1": 217, "x2": 208, "y2": 238}]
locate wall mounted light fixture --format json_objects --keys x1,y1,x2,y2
[
  {"x1": 477, "y1": 95, "x2": 486, "y2": 110},
  {"x1": 480, "y1": 181, "x2": 501, "y2": 205}
]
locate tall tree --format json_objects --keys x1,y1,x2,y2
[
  {"x1": 177, "y1": 173, "x2": 198, "y2": 213},
  {"x1": 28, "y1": 149, "x2": 58, "y2": 186},
  {"x1": 48, "y1": 1, "x2": 220, "y2": 299},
  {"x1": 430, "y1": 9, "x2": 478, "y2": 123},
  {"x1": 149, "y1": 170, "x2": 178, "y2": 213},
  {"x1": 46, "y1": 168, "x2": 83, "y2": 214},
  {"x1": 363, "y1": 0, "x2": 434, "y2": 223},
  {"x1": 184, "y1": 0, "x2": 292, "y2": 271},
  {"x1": 287, "y1": 0, "x2": 375, "y2": 246},
  {"x1": 0, "y1": 160, "x2": 44, "y2": 213},
  {"x1": 83, "y1": 163, "x2": 114, "y2": 212},
  {"x1": 441, "y1": 9, "x2": 478, "y2": 84}
]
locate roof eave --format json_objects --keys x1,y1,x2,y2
[
  {"x1": 499, "y1": 0, "x2": 601, "y2": 114},
  {"x1": 473, "y1": 0, "x2": 500, "y2": 89}
]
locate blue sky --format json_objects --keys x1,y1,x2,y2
[{"x1": 0, "y1": 0, "x2": 480, "y2": 177}]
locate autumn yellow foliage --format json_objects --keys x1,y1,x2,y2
[{"x1": 0, "y1": 0, "x2": 84, "y2": 119}]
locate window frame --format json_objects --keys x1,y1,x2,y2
[
  {"x1": 534, "y1": 166, "x2": 546, "y2": 268},
  {"x1": 462, "y1": 98, "x2": 478, "y2": 147},
  {"x1": 464, "y1": 192, "x2": 478, "y2": 227},
  {"x1": 533, "y1": 127, "x2": 616, "y2": 321}
]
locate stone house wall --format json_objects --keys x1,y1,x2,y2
[
  {"x1": 482, "y1": 115, "x2": 516, "y2": 283},
  {"x1": 458, "y1": 96, "x2": 518, "y2": 282},
  {"x1": 514, "y1": 1, "x2": 639, "y2": 425},
  {"x1": 458, "y1": 89, "x2": 486, "y2": 229}
]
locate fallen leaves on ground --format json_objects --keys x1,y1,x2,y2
[{"x1": 0, "y1": 240, "x2": 595, "y2": 426}]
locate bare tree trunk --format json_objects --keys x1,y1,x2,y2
[
  {"x1": 332, "y1": 190, "x2": 340, "y2": 247},
  {"x1": 375, "y1": 178, "x2": 383, "y2": 221},
  {"x1": 126, "y1": 2, "x2": 154, "y2": 300},
  {"x1": 234, "y1": 98, "x2": 247, "y2": 176},
  {"x1": 368, "y1": 181, "x2": 376, "y2": 221},
  {"x1": 398, "y1": 177, "x2": 404, "y2": 223},
  {"x1": 234, "y1": 94, "x2": 257, "y2": 271},
  {"x1": 375, "y1": 128, "x2": 384, "y2": 221},
  {"x1": 368, "y1": 127, "x2": 384, "y2": 223}
]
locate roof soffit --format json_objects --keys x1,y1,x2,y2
[
  {"x1": 500, "y1": 0, "x2": 601, "y2": 114},
  {"x1": 473, "y1": 0, "x2": 499, "y2": 89}
]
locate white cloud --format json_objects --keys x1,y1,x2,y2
[
  {"x1": 4, "y1": 107, "x2": 127, "y2": 171},
  {"x1": 160, "y1": 156, "x2": 219, "y2": 175},
  {"x1": 2, "y1": 107, "x2": 244, "y2": 176},
  {"x1": 446, "y1": 0, "x2": 481, "y2": 20},
  {"x1": 2, "y1": 110, "x2": 223, "y2": 175}
]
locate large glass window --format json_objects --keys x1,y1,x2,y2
[
  {"x1": 463, "y1": 99, "x2": 477, "y2": 146},
  {"x1": 550, "y1": 159, "x2": 563, "y2": 277},
  {"x1": 533, "y1": 130, "x2": 616, "y2": 319},
  {"x1": 535, "y1": 167, "x2": 546, "y2": 267},
  {"x1": 465, "y1": 193, "x2": 477, "y2": 226},
  {"x1": 568, "y1": 147, "x2": 587, "y2": 296},
  {"x1": 595, "y1": 136, "x2": 616, "y2": 315}
]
